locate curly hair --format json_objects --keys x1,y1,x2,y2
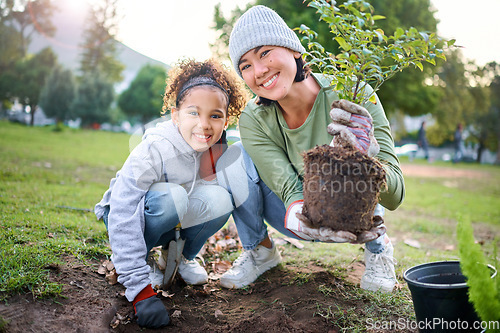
[{"x1": 162, "y1": 59, "x2": 249, "y2": 125}]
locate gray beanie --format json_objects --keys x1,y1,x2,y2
[{"x1": 229, "y1": 5, "x2": 306, "y2": 77}]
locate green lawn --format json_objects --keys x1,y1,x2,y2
[
  {"x1": 0, "y1": 121, "x2": 129, "y2": 299},
  {"x1": 1, "y1": 120, "x2": 499, "y2": 330}
]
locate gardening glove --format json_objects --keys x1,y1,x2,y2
[
  {"x1": 133, "y1": 284, "x2": 170, "y2": 328},
  {"x1": 352, "y1": 204, "x2": 387, "y2": 243},
  {"x1": 284, "y1": 200, "x2": 357, "y2": 243},
  {"x1": 199, "y1": 130, "x2": 228, "y2": 181},
  {"x1": 352, "y1": 216, "x2": 386, "y2": 243},
  {"x1": 328, "y1": 99, "x2": 380, "y2": 157}
]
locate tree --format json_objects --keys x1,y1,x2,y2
[
  {"x1": 39, "y1": 65, "x2": 76, "y2": 127},
  {"x1": 118, "y1": 64, "x2": 167, "y2": 125},
  {"x1": 2, "y1": 0, "x2": 56, "y2": 56},
  {"x1": 466, "y1": 62, "x2": 500, "y2": 163},
  {"x1": 79, "y1": 0, "x2": 124, "y2": 83},
  {"x1": 72, "y1": 72, "x2": 114, "y2": 127},
  {"x1": 211, "y1": 3, "x2": 250, "y2": 60},
  {"x1": 488, "y1": 64, "x2": 500, "y2": 164},
  {"x1": 0, "y1": 0, "x2": 53, "y2": 110},
  {"x1": 369, "y1": 0, "x2": 442, "y2": 117},
  {"x1": 13, "y1": 46, "x2": 57, "y2": 126},
  {"x1": 427, "y1": 49, "x2": 474, "y2": 146},
  {"x1": 0, "y1": 23, "x2": 22, "y2": 108}
]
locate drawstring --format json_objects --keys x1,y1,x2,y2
[
  {"x1": 186, "y1": 153, "x2": 197, "y2": 196},
  {"x1": 208, "y1": 147, "x2": 216, "y2": 175}
]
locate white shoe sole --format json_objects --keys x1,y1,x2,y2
[
  {"x1": 220, "y1": 255, "x2": 281, "y2": 289},
  {"x1": 360, "y1": 278, "x2": 395, "y2": 293}
]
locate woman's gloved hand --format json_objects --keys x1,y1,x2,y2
[
  {"x1": 285, "y1": 200, "x2": 386, "y2": 243},
  {"x1": 328, "y1": 99, "x2": 380, "y2": 157},
  {"x1": 133, "y1": 285, "x2": 170, "y2": 328},
  {"x1": 285, "y1": 200, "x2": 356, "y2": 242}
]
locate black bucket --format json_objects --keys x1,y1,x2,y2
[{"x1": 403, "y1": 261, "x2": 496, "y2": 332}]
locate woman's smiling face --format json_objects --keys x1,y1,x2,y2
[
  {"x1": 238, "y1": 46, "x2": 301, "y2": 102},
  {"x1": 172, "y1": 86, "x2": 228, "y2": 152}
]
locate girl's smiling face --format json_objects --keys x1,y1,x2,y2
[
  {"x1": 238, "y1": 46, "x2": 301, "y2": 102},
  {"x1": 172, "y1": 86, "x2": 228, "y2": 152}
]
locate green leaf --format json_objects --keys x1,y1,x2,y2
[
  {"x1": 372, "y1": 15, "x2": 385, "y2": 21},
  {"x1": 335, "y1": 37, "x2": 351, "y2": 51},
  {"x1": 394, "y1": 28, "x2": 404, "y2": 40},
  {"x1": 368, "y1": 94, "x2": 377, "y2": 104}
]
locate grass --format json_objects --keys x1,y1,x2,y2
[
  {"x1": 1, "y1": 120, "x2": 499, "y2": 331},
  {"x1": 0, "y1": 121, "x2": 130, "y2": 300}
]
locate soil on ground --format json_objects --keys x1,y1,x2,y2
[{"x1": 0, "y1": 253, "x2": 409, "y2": 333}]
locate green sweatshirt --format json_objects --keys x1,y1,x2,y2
[{"x1": 238, "y1": 73, "x2": 405, "y2": 210}]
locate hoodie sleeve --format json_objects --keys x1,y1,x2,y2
[{"x1": 107, "y1": 140, "x2": 165, "y2": 302}]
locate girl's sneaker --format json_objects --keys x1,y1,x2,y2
[{"x1": 178, "y1": 256, "x2": 208, "y2": 285}]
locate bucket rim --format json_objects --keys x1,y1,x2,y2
[{"x1": 403, "y1": 260, "x2": 497, "y2": 290}]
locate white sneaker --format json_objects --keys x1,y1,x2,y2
[
  {"x1": 361, "y1": 240, "x2": 397, "y2": 293},
  {"x1": 178, "y1": 255, "x2": 208, "y2": 285},
  {"x1": 220, "y1": 243, "x2": 282, "y2": 289}
]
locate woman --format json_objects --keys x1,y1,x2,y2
[{"x1": 216, "y1": 5, "x2": 404, "y2": 293}]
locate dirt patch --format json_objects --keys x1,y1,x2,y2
[{"x1": 0, "y1": 250, "x2": 413, "y2": 333}]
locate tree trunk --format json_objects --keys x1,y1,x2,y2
[
  {"x1": 476, "y1": 142, "x2": 484, "y2": 164},
  {"x1": 496, "y1": 137, "x2": 500, "y2": 165},
  {"x1": 29, "y1": 104, "x2": 37, "y2": 126}
]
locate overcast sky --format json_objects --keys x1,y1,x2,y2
[{"x1": 64, "y1": 0, "x2": 500, "y2": 67}]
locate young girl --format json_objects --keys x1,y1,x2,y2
[
  {"x1": 94, "y1": 59, "x2": 247, "y2": 328},
  {"x1": 216, "y1": 5, "x2": 405, "y2": 293}
]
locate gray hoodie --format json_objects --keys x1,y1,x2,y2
[{"x1": 95, "y1": 120, "x2": 204, "y2": 301}]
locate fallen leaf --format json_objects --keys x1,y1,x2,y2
[
  {"x1": 161, "y1": 290, "x2": 175, "y2": 298},
  {"x1": 214, "y1": 309, "x2": 223, "y2": 318},
  {"x1": 404, "y1": 239, "x2": 421, "y2": 248},
  {"x1": 105, "y1": 260, "x2": 115, "y2": 271},
  {"x1": 444, "y1": 244, "x2": 455, "y2": 251},
  {"x1": 70, "y1": 280, "x2": 85, "y2": 289},
  {"x1": 282, "y1": 236, "x2": 304, "y2": 249},
  {"x1": 213, "y1": 260, "x2": 232, "y2": 274},
  {"x1": 110, "y1": 318, "x2": 120, "y2": 329},
  {"x1": 214, "y1": 243, "x2": 223, "y2": 253},
  {"x1": 172, "y1": 310, "x2": 182, "y2": 318},
  {"x1": 97, "y1": 265, "x2": 107, "y2": 275},
  {"x1": 105, "y1": 270, "x2": 118, "y2": 285},
  {"x1": 203, "y1": 284, "x2": 217, "y2": 293},
  {"x1": 47, "y1": 232, "x2": 54, "y2": 238},
  {"x1": 273, "y1": 238, "x2": 287, "y2": 246}
]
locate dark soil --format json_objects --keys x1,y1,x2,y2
[
  {"x1": 301, "y1": 145, "x2": 386, "y2": 234},
  {"x1": 0, "y1": 248, "x2": 412, "y2": 333}
]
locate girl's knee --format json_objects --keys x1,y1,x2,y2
[
  {"x1": 190, "y1": 185, "x2": 233, "y2": 219},
  {"x1": 146, "y1": 183, "x2": 189, "y2": 219}
]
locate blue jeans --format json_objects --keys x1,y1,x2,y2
[
  {"x1": 217, "y1": 142, "x2": 386, "y2": 254},
  {"x1": 102, "y1": 183, "x2": 232, "y2": 260}
]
